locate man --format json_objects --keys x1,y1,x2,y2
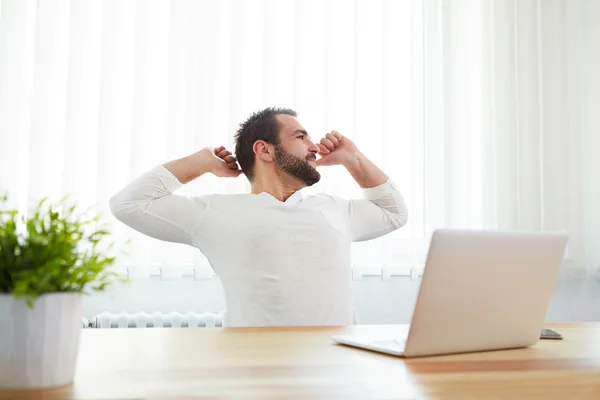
[{"x1": 110, "y1": 107, "x2": 408, "y2": 327}]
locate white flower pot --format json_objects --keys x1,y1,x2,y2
[{"x1": 0, "y1": 293, "x2": 83, "y2": 389}]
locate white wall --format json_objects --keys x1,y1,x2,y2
[{"x1": 83, "y1": 270, "x2": 600, "y2": 325}]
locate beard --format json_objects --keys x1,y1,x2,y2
[{"x1": 274, "y1": 144, "x2": 321, "y2": 187}]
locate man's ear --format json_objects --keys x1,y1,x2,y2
[{"x1": 253, "y1": 140, "x2": 275, "y2": 163}]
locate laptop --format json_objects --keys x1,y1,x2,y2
[{"x1": 332, "y1": 229, "x2": 568, "y2": 358}]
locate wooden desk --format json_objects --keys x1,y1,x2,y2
[{"x1": 1, "y1": 323, "x2": 600, "y2": 399}]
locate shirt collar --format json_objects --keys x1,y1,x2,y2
[{"x1": 258, "y1": 190, "x2": 304, "y2": 205}]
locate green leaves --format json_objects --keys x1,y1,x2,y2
[{"x1": 0, "y1": 194, "x2": 128, "y2": 308}]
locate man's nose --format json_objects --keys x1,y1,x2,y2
[{"x1": 308, "y1": 140, "x2": 319, "y2": 154}]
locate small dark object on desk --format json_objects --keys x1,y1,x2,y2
[{"x1": 541, "y1": 328, "x2": 563, "y2": 340}]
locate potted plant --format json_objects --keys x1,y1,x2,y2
[{"x1": 0, "y1": 194, "x2": 126, "y2": 389}]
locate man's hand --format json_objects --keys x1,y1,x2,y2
[
  {"x1": 200, "y1": 146, "x2": 243, "y2": 178},
  {"x1": 316, "y1": 130, "x2": 388, "y2": 188},
  {"x1": 164, "y1": 146, "x2": 242, "y2": 184},
  {"x1": 316, "y1": 131, "x2": 360, "y2": 167}
]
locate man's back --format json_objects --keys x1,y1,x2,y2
[
  {"x1": 191, "y1": 191, "x2": 353, "y2": 327},
  {"x1": 110, "y1": 165, "x2": 407, "y2": 327}
]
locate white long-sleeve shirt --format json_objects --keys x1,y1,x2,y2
[{"x1": 109, "y1": 165, "x2": 408, "y2": 327}]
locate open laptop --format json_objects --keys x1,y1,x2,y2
[{"x1": 332, "y1": 229, "x2": 568, "y2": 358}]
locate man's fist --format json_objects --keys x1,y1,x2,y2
[
  {"x1": 316, "y1": 131, "x2": 360, "y2": 167},
  {"x1": 201, "y1": 146, "x2": 243, "y2": 178}
]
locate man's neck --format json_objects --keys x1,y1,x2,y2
[{"x1": 251, "y1": 169, "x2": 303, "y2": 202}]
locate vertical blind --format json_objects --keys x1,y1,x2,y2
[{"x1": 0, "y1": 0, "x2": 597, "y2": 281}]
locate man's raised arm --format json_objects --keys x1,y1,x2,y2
[
  {"x1": 316, "y1": 131, "x2": 408, "y2": 242},
  {"x1": 109, "y1": 146, "x2": 241, "y2": 246}
]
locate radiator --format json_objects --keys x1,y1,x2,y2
[{"x1": 88, "y1": 311, "x2": 224, "y2": 328}]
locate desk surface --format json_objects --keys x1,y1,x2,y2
[{"x1": 2, "y1": 323, "x2": 600, "y2": 399}]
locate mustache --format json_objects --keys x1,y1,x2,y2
[{"x1": 306, "y1": 154, "x2": 317, "y2": 161}]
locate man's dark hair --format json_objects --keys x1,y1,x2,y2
[{"x1": 234, "y1": 107, "x2": 297, "y2": 181}]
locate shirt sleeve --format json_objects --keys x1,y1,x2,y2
[
  {"x1": 348, "y1": 179, "x2": 409, "y2": 242},
  {"x1": 109, "y1": 165, "x2": 207, "y2": 247}
]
